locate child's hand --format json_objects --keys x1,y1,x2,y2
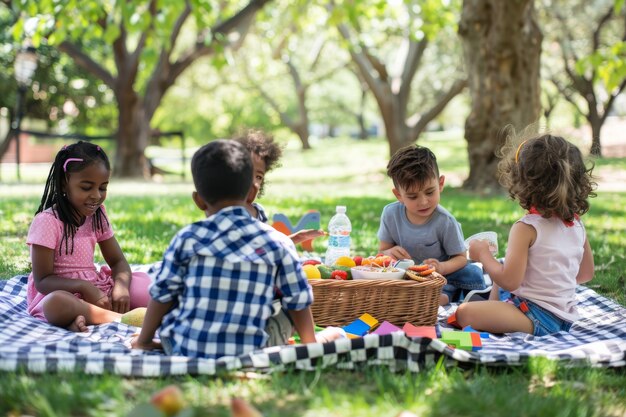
[
  {"x1": 95, "y1": 294, "x2": 112, "y2": 310},
  {"x1": 422, "y1": 258, "x2": 441, "y2": 274},
  {"x1": 468, "y1": 239, "x2": 492, "y2": 261},
  {"x1": 111, "y1": 282, "x2": 130, "y2": 313},
  {"x1": 82, "y1": 283, "x2": 111, "y2": 309},
  {"x1": 290, "y1": 229, "x2": 327, "y2": 244},
  {"x1": 130, "y1": 334, "x2": 162, "y2": 351},
  {"x1": 383, "y1": 246, "x2": 411, "y2": 261}
]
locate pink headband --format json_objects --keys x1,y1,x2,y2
[{"x1": 63, "y1": 158, "x2": 84, "y2": 172}]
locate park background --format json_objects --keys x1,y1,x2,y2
[{"x1": 1, "y1": 0, "x2": 626, "y2": 416}]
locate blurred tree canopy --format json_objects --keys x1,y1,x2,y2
[
  {"x1": 1, "y1": 0, "x2": 624, "y2": 186},
  {"x1": 541, "y1": 0, "x2": 626, "y2": 157},
  {"x1": 5, "y1": 0, "x2": 273, "y2": 177}
]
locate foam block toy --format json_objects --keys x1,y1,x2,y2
[
  {"x1": 371, "y1": 321, "x2": 401, "y2": 336},
  {"x1": 402, "y1": 323, "x2": 438, "y2": 339},
  {"x1": 271, "y1": 210, "x2": 321, "y2": 252},
  {"x1": 446, "y1": 312, "x2": 462, "y2": 329},
  {"x1": 343, "y1": 313, "x2": 378, "y2": 338},
  {"x1": 440, "y1": 330, "x2": 482, "y2": 351},
  {"x1": 462, "y1": 325, "x2": 490, "y2": 339}
]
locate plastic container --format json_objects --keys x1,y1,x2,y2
[
  {"x1": 464, "y1": 231, "x2": 498, "y2": 257},
  {"x1": 324, "y1": 205, "x2": 352, "y2": 266}
]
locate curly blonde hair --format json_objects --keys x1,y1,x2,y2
[{"x1": 498, "y1": 130, "x2": 596, "y2": 222}]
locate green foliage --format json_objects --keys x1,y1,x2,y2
[{"x1": 575, "y1": 41, "x2": 626, "y2": 92}]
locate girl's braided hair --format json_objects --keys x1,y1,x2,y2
[{"x1": 37, "y1": 141, "x2": 110, "y2": 254}]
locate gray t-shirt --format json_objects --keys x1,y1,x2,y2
[{"x1": 377, "y1": 202, "x2": 466, "y2": 262}]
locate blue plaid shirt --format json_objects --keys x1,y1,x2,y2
[{"x1": 150, "y1": 206, "x2": 313, "y2": 359}]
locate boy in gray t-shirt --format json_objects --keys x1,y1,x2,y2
[{"x1": 377, "y1": 145, "x2": 485, "y2": 304}]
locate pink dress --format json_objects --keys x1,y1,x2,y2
[{"x1": 26, "y1": 206, "x2": 150, "y2": 320}]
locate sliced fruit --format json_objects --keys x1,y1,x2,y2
[
  {"x1": 361, "y1": 257, "x2": 374, "y2": 266},
  {"x1": 372, "y1": 255, "x2": 393, "y2": 267},
  {"x1": 409, "y1": 264, "x2": 430, "y2": 272},
  {"x1": 419, "y1": 268, "x2": 436, "y2": 276}
]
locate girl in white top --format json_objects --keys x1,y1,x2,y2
[{"x1": 456, "y1": 133, "x2": 596, "y2": 336}]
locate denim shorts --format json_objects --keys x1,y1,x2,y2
[{"x1": 511, "y1": 296, "x2": 572, "y2": 336}]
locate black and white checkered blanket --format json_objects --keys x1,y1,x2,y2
[{"x1": 1, "y1": 274, "x2": 624, "y2": 376}]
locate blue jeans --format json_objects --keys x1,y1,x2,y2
[
  {"x1": 442, "y1": 262, "x2": 486, "y2": 302},
  {"x1": 510, "y1": 296, "x2": 572, "y2": 336}
]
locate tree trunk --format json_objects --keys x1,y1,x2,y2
[
  {"x1": 357, "y1": 89, "x2": 368, "y2": 140},
  {"x1": 295, "y1": 123, "x2": 311, "y2": 150},
  {"x1": 115, "y1": 92, "x2": 150, "y2": 177},
  {"x1": 375, "y1": 94, "x2": 406, "y2": 156},
  {"x1": 459, "y1": 0, "x2": 542, "y2": 192},
  {"x1": 589, "y1": 115, "x2": 603, "y2": 156}
]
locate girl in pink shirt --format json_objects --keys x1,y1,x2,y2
[
  {"x1": 455, "y1": 133, "x2": 596, "y2": 336},
  {"x1": 27, "y1": 141, "x2": 150, "y2": 332}
]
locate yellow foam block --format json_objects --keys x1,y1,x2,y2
[{"x1": 359, "y1": 313, "x2": 378, "y2": 328}]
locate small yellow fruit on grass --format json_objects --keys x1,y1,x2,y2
[
  {"x1": 303, "y1": 264, "x2": 322, "y2": 279},
  {"x1": 334, "y1": 256, "x2": 356, "y2": 268},
  {"x1": 150, "y1": 385, "x2": 186, "y2": 416}
]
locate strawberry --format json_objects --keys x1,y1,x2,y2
[
  {"x1": 353, "y1": 256, "x2": 363, "y2": 266},
  {"x1": 330, "y1": 270, "x2": 348, "y2": 280}
]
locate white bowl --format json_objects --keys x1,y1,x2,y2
[{"x1": 351, "y1": 266, "x2": 406, "y2": 280}]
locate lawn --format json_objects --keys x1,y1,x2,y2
[{"x1": 1, "y1": 134, "x2": 625, "y2": 416}]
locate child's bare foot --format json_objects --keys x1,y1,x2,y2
[
  {"x1": 439, "y1": 294, "x2": 449, "y2": 306},
  {"x1": 68, "y1": 315, "x2": 88, "y2": 332}
]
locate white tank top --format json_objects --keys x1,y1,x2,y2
[{"x1": 511, "y1": 213, "x2": 586, "y2": 322}]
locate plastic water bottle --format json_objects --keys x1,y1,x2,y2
[{"x1": 325, "y1": 205, "x2": 352, "y2": 266}]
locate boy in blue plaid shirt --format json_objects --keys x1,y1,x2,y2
[{"x1": 131, "y1": 140, "x2": 320, "y2": 358}]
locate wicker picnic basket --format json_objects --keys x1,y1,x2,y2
[{"x1": 309, "y1": 271, "x2": 446, "y2": 327}]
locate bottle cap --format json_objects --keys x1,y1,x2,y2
[{"x1": 336, "y1": 205, "x2": 346, "y2": 213}]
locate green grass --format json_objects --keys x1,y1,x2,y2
[{"x1": 1, "y1": 135, "x2": 625, "y2": 416}]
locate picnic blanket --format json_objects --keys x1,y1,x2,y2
[{"x1": 0, "y1": 274, "x2": 624, "y2": 376}]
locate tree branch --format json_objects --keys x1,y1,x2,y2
[
  {"x1": 336, "y1": 23, "x2": 384, "y2": 99},
  {"x1": 593, "y1": 8, "x2": 614, "y2": 52},
  {"x1": 169, "y1": 0, "x2": 271, "y2": 82},
  {"x1": 553, "y1": 9, "x2": 580, "y2": 63},
  {"x1": 398, "y1": 38, "x2": 428, "y2": 114},
  {"x1": 408, "y1": 78, "x2": 467, "y2": 140},
  {"x1": 129, "y1": 0, "x2": 162, "y2": 70},
  {"x1": 550, "y1": 77, "x2": 585, "y2": 116},
  {"x1": 601, "y1": 78, "x2": 626, "y2": 123},
  {"x1": 58, "y1": 41, "x2": 116, "y2": 88},
  {"x1": 243, "y1": 63, "x2": 295, "y2": 128}
]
